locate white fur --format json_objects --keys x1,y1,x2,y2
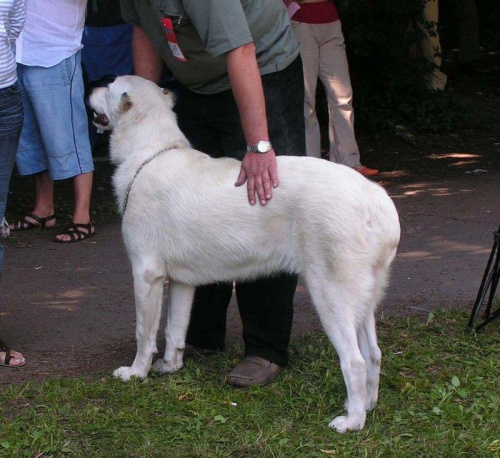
[
  {"x1": 0, "y1": 217, "x2": 9, "y2": 238},
  {"x1": 90, "y1": 76, "x2": 400, "y2": 433}
]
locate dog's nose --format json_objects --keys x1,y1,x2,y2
[{"x1": 93, "y1": 112, "x2": 109, "y2": 127}]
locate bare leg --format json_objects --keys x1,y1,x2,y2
[
  {"x1": 72, "y1": 171, "x2": 93, "y2": 223},
  {"x1": 54, "y1": 171, "x2": 95, "y2": 241},
  {"x1": 10, "y1": 170, "x2": 56, "y2": 229},
  {"x1": 152, "y1": 281, "x2": 195, "y2": 374}
]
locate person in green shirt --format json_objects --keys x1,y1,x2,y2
[{"x1": 120, "y1": 0, "x2": 305, "y2": 387}]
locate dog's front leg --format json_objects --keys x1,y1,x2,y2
[
  {"x1": 114, "y1": 263, "x2": 166, "y2": 381},
  {"x1": 152, "y1": 281, "x2": 195, "y2": 374}
]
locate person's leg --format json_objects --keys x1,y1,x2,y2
[
  {"x1": 173, "y1": 85, "x2": 235, "y2": 352},
  {"x1": 31, "y1": 171, "x2": 55, "y2": 221},
  {"x1": 291, "y1": 21, "x2": 322, "y2": 158},
  {"x1": 0, "y1": 82, "x2": 26, "y2": 367},
  {"x1": 317, "y1": 21, "x2": 360, "y2": 168},
  {"x1": 227, "y1": 56, "x2": 305, "y2": 386},
  {"x1": 236, "y1": 273, "x2": 297, "y2": 367},
  {"x1": 19, "y1": 52, "x2": 95, "y2": 241},
  {"x1": 73, "y1": 172, "x2": 93, "y2": 223},
  {"x1": 185, "y1": 283, "x2": 233, "y2": 351},
  {"x1": 10, "y1": 65, "x2": 55, "y2": 231},
  {"x1": 175, "y1": 59, "x2": 305, "y2": 385},
  {"x1": 54, "y1": 171, "x2": 95, "y2": 242},
  {"x1": 0, "y1": 83, "x2": 24, "y2": 275}
]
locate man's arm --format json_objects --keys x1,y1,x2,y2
[
  {"x1": 132, "y1": 25, "x2": 163, "y2": 83},
  {"x1": 228, "y1": 43, "x2": 278, "y2": 206}
]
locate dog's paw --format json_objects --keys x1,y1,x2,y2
[
  {"x1": 0, "y1": 217, "x2": 10, "y2": 238},
  {"x1": 152, "y1": 358, "x2": 183, "y2": 374},
  {"x1": 328, "y1": 415, "x2": 365, "y2": 433},
  {"x1": 112, "y1": 366, "x2": 147, "y2": 381}
]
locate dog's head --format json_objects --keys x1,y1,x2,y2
[{"x1": 88, "y1": 75, "x2": 176, "y2": 131}]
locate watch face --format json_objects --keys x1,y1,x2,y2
[{"x1": 257, "y1": 141, "x2": 271, "y2": 153}]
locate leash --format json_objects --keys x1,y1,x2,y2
[{"x1": 122, "y1": 147, "x2": 172, "y2": 215}]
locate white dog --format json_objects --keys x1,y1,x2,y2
[{"x1": 89, "y1": 76, "x2": 400, "y2": 433}]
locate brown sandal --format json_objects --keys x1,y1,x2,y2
[
  {"x1": 53, "y1": 221, "x2": 97, "y2": 243},
  {"x1": 10, "y1": 213, "x2": 56, "y2": 231}
]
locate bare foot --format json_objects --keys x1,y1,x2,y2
[
  {"x1": 9, "y1": 212, "x2": 56, "y2": 231},
  {"x1": 54, "y1": 220, "x2": 96, "y2": 243},
  {"x1": 0, "y1": 348, "x2": 26, "y2": 367}
]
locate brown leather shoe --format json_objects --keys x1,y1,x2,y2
[
  {"x1": 353, "y1": 165, "x2": 379, "y2": 177},
  {"x1": 226, "y1": 356, "x2": 283, "y2": 388}
]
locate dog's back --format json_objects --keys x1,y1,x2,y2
[{"x1": 122, "y1": 151, "x2": 399, "y2": 291}]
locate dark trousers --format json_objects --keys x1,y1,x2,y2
[{"x1": 171, "y1": 56, "x2": 305, "y2": 367}]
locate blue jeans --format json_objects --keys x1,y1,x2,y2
[
  {"x1": 0, "y1": 82, "x2": 23, "y2": 279},
  {"x1": 16, "y1": 51, "x2": 94, "y2": 180}
]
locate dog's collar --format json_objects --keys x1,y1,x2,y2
[{"x1": 122, "y1": 144, "x2": 180, "y2": 215}]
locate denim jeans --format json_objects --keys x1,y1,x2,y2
[
  {"x1": 16, "y1": 51, "x2": 94, "y2": 180},
  {"x1": 0, "y1": 82, "x2": 23, "y2": 279},
  {"x1": 172, "y1": 56, "x2": 306, "y2": 367}
]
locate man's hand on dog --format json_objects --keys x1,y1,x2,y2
[{"x1": 235, "y1": 150, "x2": 279, "y2": 206}]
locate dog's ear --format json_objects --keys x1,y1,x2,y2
[
  {"x1": 162, "y1": 88, "x2": 176, "y2": 108},
  {"x1": 119, "y1": 92, "x2": 133, "y2": 113}
]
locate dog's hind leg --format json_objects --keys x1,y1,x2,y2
[
  {"x1": 306, "y1": 274, "x2": 368, "y2": 433},
  {"x1": 114, "y1": 260, "x2": 166, "y2": 381},
  {"x1": 357, "y1": 313, "x2": 381, "y2": 411},
  {"x1": 152, "y1": 280, "x2": 195, "y2": 374}
]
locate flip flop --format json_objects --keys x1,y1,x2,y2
[
  {"x1": 0, "y1": 339, "x2": 26, "y2": 368},
  {"x1": 10, "y1": 213, "x2": 56, "y2": 231},
  {"x1": 53, "y1": 221, "x2": 97, "y2": 243}
]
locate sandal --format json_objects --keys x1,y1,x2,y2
[
  {"x1": 53, "y1": 221, "x2": 97, "y2": 243},
  {"x1": 10, "y1": 213, "x2": 56, "y2": 232},
  {"x1": 0, "y1": 339, "x2": 26, "y2": 368}
]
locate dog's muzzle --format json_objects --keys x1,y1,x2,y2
[
  {"x1": 86, "y1": 75, "x2": 116, "y2": 128},
  {"x1": 92, "y1": 112, "x2": 110, "y2": 127}
]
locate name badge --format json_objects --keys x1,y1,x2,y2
[{"x1": 161, "y1": 17, "x2": 187, "y2": 62}]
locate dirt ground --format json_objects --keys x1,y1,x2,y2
[{"x1": 1, "y1": 56, "x2": 499, "y2": 386}]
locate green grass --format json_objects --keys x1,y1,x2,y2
[{"x1": 1, "y1": 311, "x2": 499, "y2": 457}]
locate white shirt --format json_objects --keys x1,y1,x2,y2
[
  {"x1": 16, "y1": 0, "x2": 87, "y2": 68},
  {"x1": 0, "y1": 0, "x2": 25, "y2": 88}
]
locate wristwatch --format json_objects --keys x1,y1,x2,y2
[{"x1": 247, "y1": 140, "x2": 272, "y2": 154}]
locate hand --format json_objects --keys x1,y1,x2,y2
[{"x1": 235, "y1": 151, "x2": 279, "y2": 205}]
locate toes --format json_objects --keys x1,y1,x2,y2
[
  {"x1": 0, "y1": 350, "x2": 26, "y2": 367},
  {"x1": 55, "y1": 234, "x2": 70, "y2": 242}
]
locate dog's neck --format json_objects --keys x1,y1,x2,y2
[{"x1": 110, "y1": 109, "x2": 190, "y2": 167}]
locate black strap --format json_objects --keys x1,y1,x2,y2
[{"x1": 0, "y1": 339, "x2": 13, "y2": 365}]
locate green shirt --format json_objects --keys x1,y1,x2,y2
[{"x1": 120, "y1": 0, "x2": 300, "y2": 94}]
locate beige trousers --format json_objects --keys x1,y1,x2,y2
[{"x1": 291, "y1": 20, "x2": 360, "y2": 167}]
